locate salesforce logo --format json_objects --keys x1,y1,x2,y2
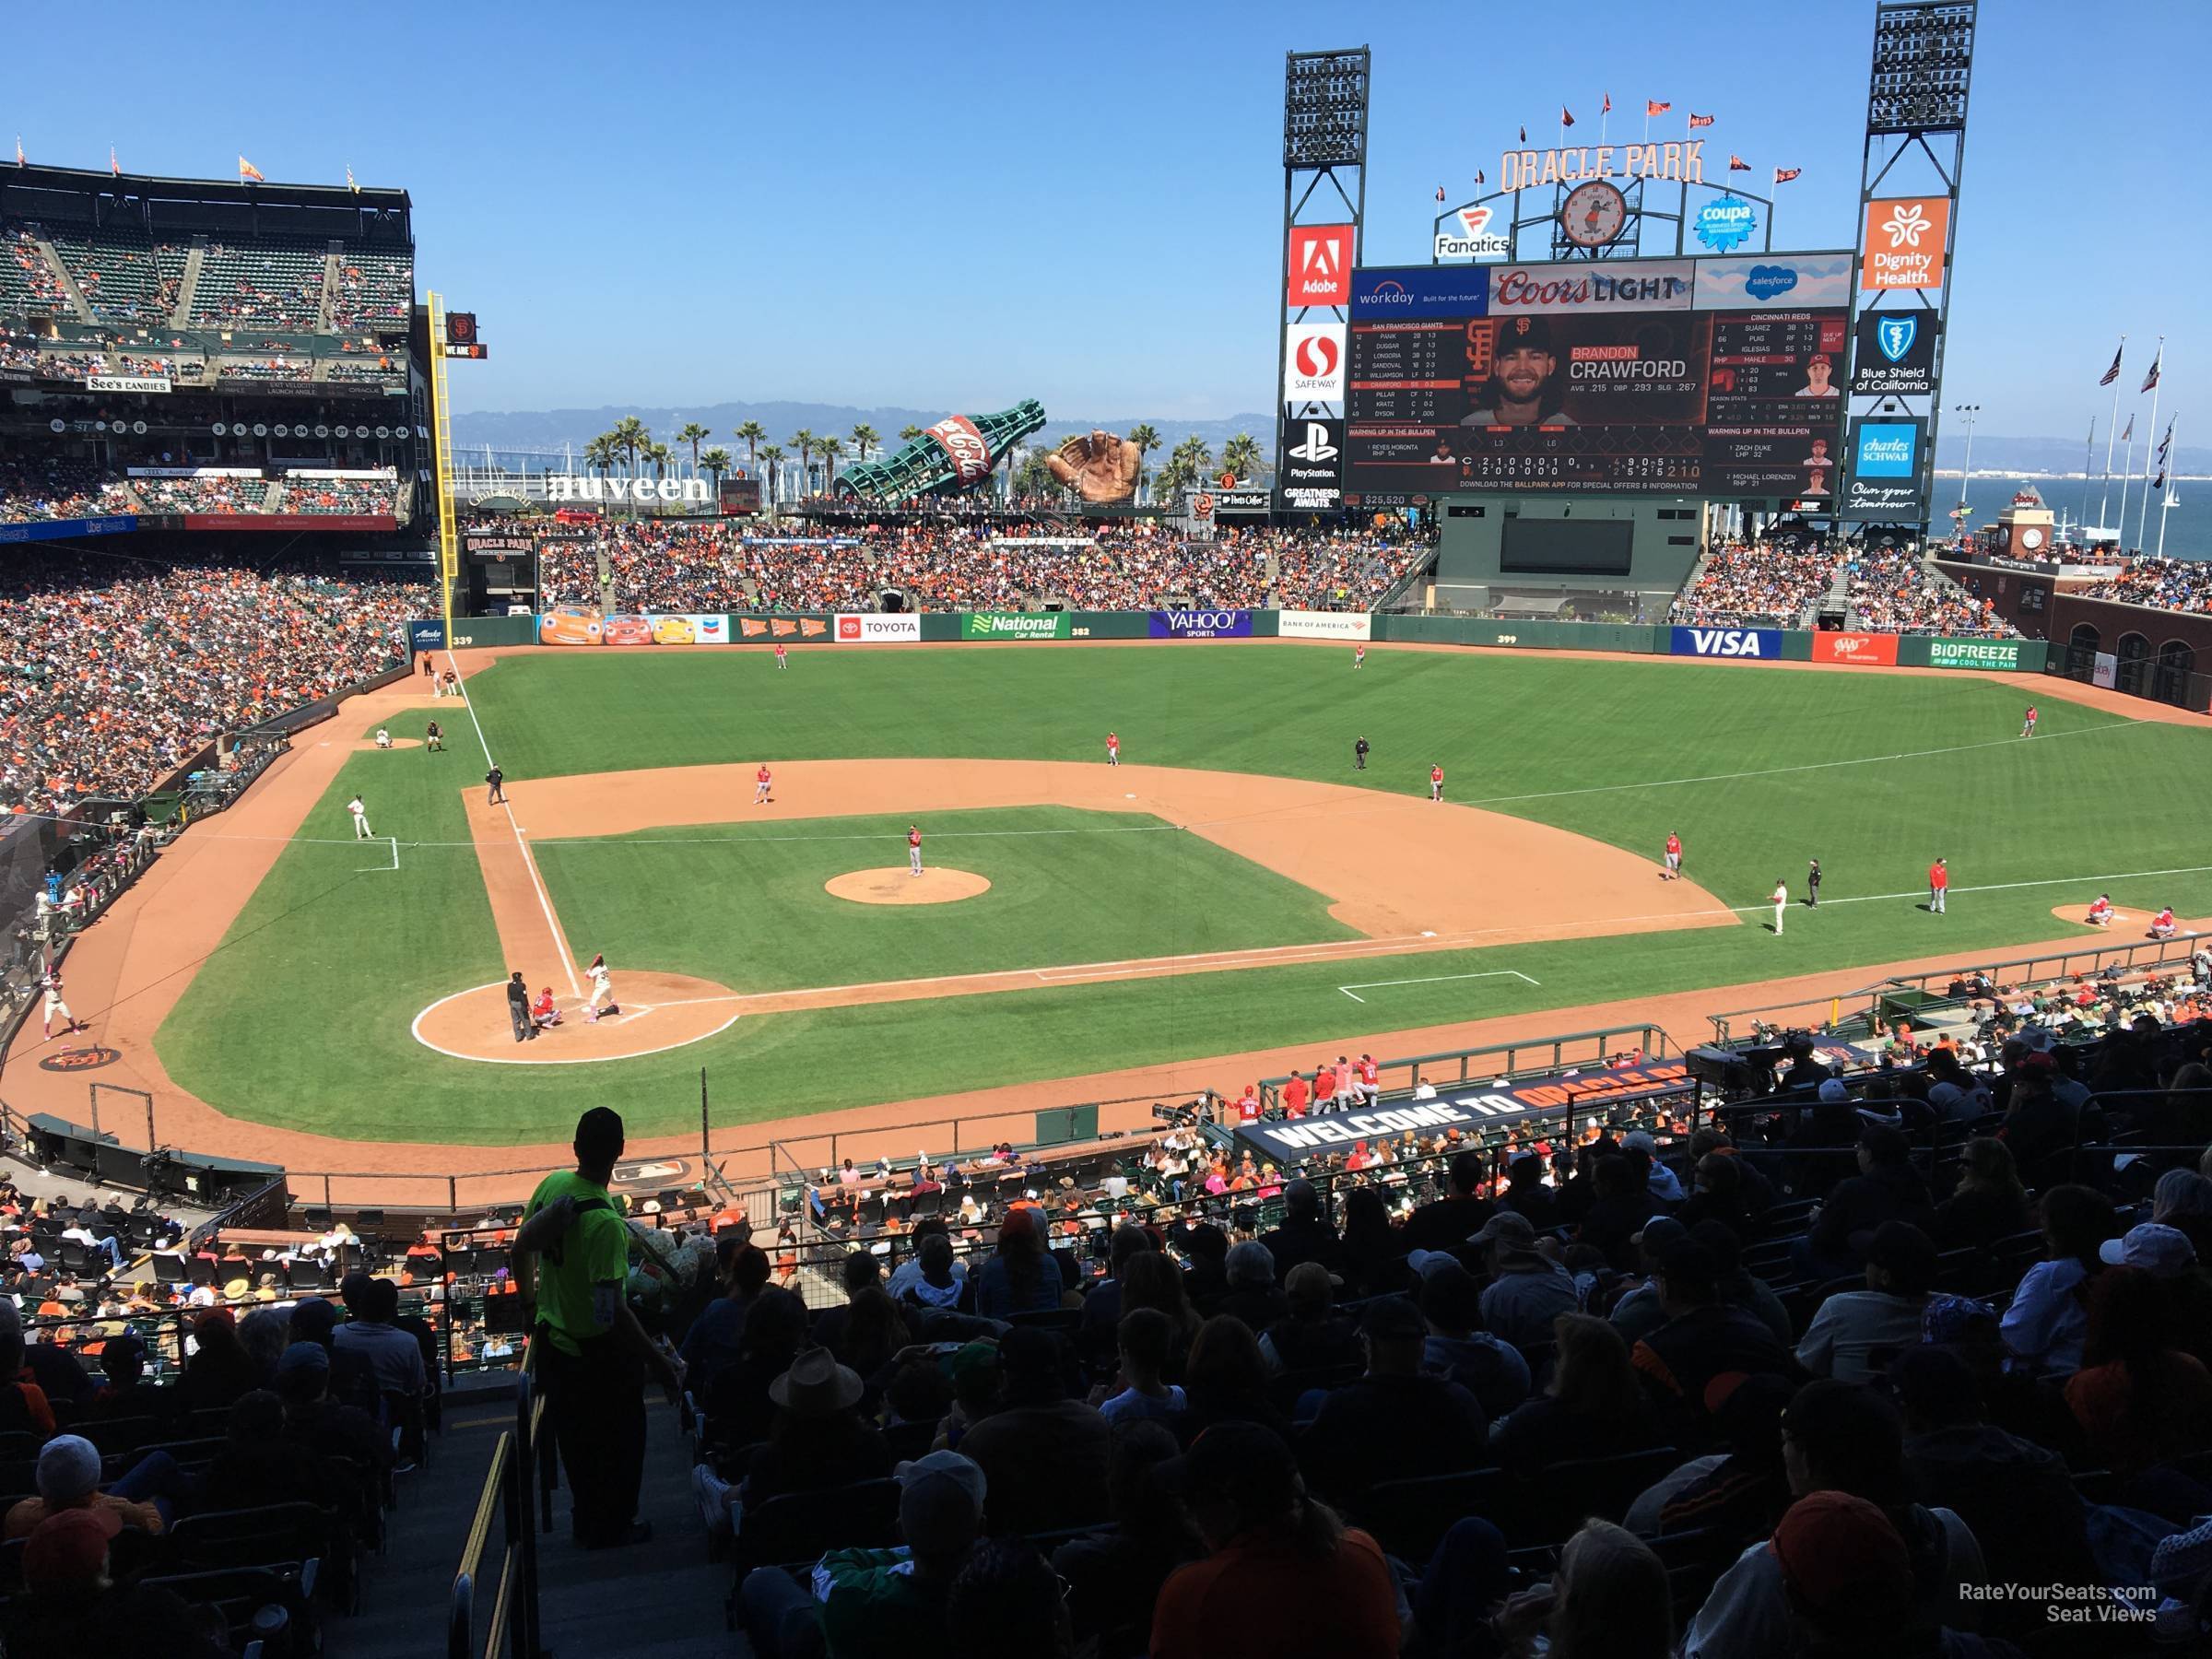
[{"x1": 1743, "y1": 264, "x2": 1798, "y2": 300}]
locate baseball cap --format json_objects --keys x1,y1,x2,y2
[
  {"x1": 1405, "y1": 1248, "x2": 1465, "y2": 1281},
  {"x1": 2100, "y1": 1222, "x2": 2197, "y2": 1277},
  {"x1": 23, "y1": 1508, "x2": 112, "y2": 1595},
  {"x1": 277, "y1": 1341, "x2": 332, "y2": 1379},
  {"x1": 895, "y1": 1450, "x2": 986, "y2": 1549},
  {"x1": 1770, "y1": 1490, "x2": 1912, "y2": 1613},
  {"x1": 34, "y1": 1434, "x2": 101, "y2": 1502},
  {"x1": 1632, "y1": 1215, "x2": 1688, "y2": 1252},
  {"x1": 1818, "y1": 1079, "x2": 1851, "y2": 1104},
  {"x1": 1494, "y1": 313, "x2": 1555, "y2": 354},
  {"x1": 289, "y1": 1296, "x2": 339, "y2": 1345},
  {"x1": 1466, "y1": 1211, "x2": 1536, "y2": 1250},
  {"x1": 1359, "y1": 1294, "x2": 1428, "y2": 1342},
  {"x1": 1621, "y1": 1129, "x2": 1659, "y2": 1154}
]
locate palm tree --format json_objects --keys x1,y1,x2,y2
[
  {"x1": 816, "y1": 435, "x2": 844, "y2": 493},
  {"x1": 700, "y1": 446, "x2": 732, "y2": 500},
  {"x1": 676, "y1": 421, "x2": 710, "y2": 477},
  {"x1": 850, "y1": 423, "x2": 878, "y2": 464},
  {"x1": 583, "y1": 433, "x2": 618, "y2": 482},
  {"x1": 607, "y1": 416, "x2": 651, "y2": 517},
  {"x1": 733, "y1": 420, "x2": 766, "y2": 477},
  {"x1": 898, "y1": 424, "x2": 924, "y2": 443},
  {"x1": 1127, "y1": 423, "x2": 1160, "y2": 501},
  {"x1": 759, "y1": 444, "x2": 784, "y2": 510},
  {"x1": 789, "y1": 429, "x2": 817, "y2": 498},
  {"x1": 1219, "y1": 432, "x2": 1262, "y2": 483}
]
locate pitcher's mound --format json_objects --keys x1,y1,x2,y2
[
  {"x1": 2050, "y1": 903, "x2": 2141, "y2": 933},
  {"x1": 827, "y1": 867, "x2": 991, "y2": 906},
  {"x1": 413, "y1": 970, "x2": 742, "y2": 1065}
]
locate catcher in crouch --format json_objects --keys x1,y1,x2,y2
[{"x1": 1046, "y1": 429, "x2": 1143, "y2": 502}]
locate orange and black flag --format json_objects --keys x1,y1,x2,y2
[
  {"x1": 1773, "y1": 166, "x2": 1802, "y2": 183},
  {"x1": 1560, "y1": 106, "x2": 1576, "y2": 127},
  {"x1": 239, "y1": 156, "x2": 265, "y2": 182},
  {"x1": 1647, "y1": 100, "x2": 1671, "y2": 117},
  {"x1": 1729, "y1": 155, "x2": 1750, "y2": 171},
  {"x1": 1688, "y1": 112, "x2": 1715, "y2": 130}
]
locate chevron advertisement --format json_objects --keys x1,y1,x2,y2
[{"x1": 1671, "y1": 626, "x2": 1782, "y2": 658}]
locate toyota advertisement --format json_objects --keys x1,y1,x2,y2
[{"x1": 834, "y1": 613, "x2": 922, "y2": 642}]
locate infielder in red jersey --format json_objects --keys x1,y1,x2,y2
[
  {"x1": 1429, "y1": 763, "x2": 1444, "y2": 803},
  {"x1": 1663, "y1": 832, "x2": 1682, "y2": 880},
  {"x1": 1106, "y1": 731, "x2": 1120, "y2": 766},
  {"x1": 908, "y1": 824, "x2": 924, "y2": 877},
  {"x1": 2021, "y1": 705, "x2": 2038, "y2": 737},
  {"x1": 754, "y1": 764, "x2": 772, "y2": 805}
]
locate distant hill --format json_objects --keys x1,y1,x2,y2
[
  {"x1": 1930, "y1": 432, "x2": 2209, "y2": 477},
  {"x1": 450, "y1": 400, "x2": 1278, "y2": 460}
]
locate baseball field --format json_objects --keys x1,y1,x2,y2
[{"x1": 117, "y1": 640, "x2": 2212, "y2": 1154}]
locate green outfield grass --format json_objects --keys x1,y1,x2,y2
[
  {"x1": 532, "y1": 806, "x2": 1359, "y2": 993},
  {"x1": 154, "y1": 644, "x2": 2212, "y2": 1147}
]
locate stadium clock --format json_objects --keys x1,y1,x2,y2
[{"x1": 1560, "y1": 181, "x2": 1629, "y2": 248}]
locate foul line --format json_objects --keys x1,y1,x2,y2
[
  {"x1": 447, "y1": 651, "x2": 582, "y2": 997},
  {"x1": 1338, "y1": 969, "x2": 1541, "y2": 1004}
]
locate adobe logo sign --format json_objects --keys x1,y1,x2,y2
[
  {"x1": 1287, "y1": 224, "x2": 1356, "y2": 306},
  {"x1": 1283, "y1": 323, "x2": 1347, "y2": 402}
]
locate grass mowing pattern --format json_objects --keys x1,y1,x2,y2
[
  {"x1": 533, "y1": 806, "x2": 1359, "y2": 993},
  {"x1": 154, "y1": 646, "x2": 2212, "y2": 1144}
]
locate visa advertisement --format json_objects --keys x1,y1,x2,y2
[{"x1": 1671, "y1": 626, "x2": 1782, "y2": 659}]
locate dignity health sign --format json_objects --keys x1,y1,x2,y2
[{"x1": 1148, "y1": 609, "x2": 1253, "y2": 639}]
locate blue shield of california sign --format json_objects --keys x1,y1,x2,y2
[{"x1": 1877, "y1": 316, "x2": 1918, "y2": 363}]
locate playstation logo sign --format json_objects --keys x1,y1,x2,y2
[
  {"x1": 1278, "y1": 417, "x2": 1345, "y2": 512},
  {"x1": 1288, "y1": 422, "x2": 1338, "y2": 464}
]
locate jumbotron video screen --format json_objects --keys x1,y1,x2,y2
[{"x1": 1343, "y1": 253, "x2": 1853, "y2": 500}]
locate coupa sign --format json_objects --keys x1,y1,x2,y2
[
  {"x1": 1671, "y1": 626, "x2": 1781, "y2": 659},
  {"x1": 1148, "y1": 609, "x2": 1253, "y2": 640},
  {"x1": 546, "y1": 475, "x2": 712, "y2": 504}
]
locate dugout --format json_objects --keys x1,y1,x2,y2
[{"x1": 1430, "y1": 494, "x2": 1704, "y2": 618}]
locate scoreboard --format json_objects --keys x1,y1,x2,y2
[{"x1": 1343, "y1": 255, "x2": 1851, "y2": 503}]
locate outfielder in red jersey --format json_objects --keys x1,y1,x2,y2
[
  {"x1": 2021, "y1": 705, "x2": 2037, "y2": 737},
  {"x1": 774, "y1": 642, "x2": 788, "y2": 669},
  {"x1": 754, "y1": 764, "x2": 772, "y2": 805},
  {"x1": 908, "y1": 824, "x2": 924, "y2": 877},
  {"x1": 1928, "y1": 857, "x2": 1948, "y2": 914},
  {"x1": 1106, "y1": 732, "x2": 1120, "y2": 766},
  {"x1": 1430, "y1": 763, "x2": 1444, "y2": 803},
  {"x1": 1663, "y1": 832, "x2": 1682, "y2": 880}
]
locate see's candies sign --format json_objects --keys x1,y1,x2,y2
[{"x1": 1814, "y1": 631, "x2": 1900, "y2": 665}]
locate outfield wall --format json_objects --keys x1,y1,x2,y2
[{"x1": 434, "y1": 609, "x2": 2051, "y2": 672}]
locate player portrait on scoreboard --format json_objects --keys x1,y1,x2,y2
[
  {"x1": 1461, "y1": 315, "x2": 1577, "y2": 429},
  {"x1": 1801, "y1": 436, "x2": 1835, "y2": 497},
  {"x1": 1794, "y1": 353, "x2": 1840, "y2": 397},
  {"x1": 1430, "y1": 435, "x2": 1457, "y2": 464}
]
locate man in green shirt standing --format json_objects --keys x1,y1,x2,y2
[{"x1": 513, "y1": 1106, "x2": 681, "y2": 1548}]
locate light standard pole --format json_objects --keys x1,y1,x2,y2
[{"x1": 1952, "y1": 403, "x2": 1981, "y2": 545}]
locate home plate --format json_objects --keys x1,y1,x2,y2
[{"x1": 1124, "y1": 793, "x2": 1135, "y2": 799}]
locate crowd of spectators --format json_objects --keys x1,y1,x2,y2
[
  {"x1": 1667, "y1": 538, "x2": 1842, "y2": 626},
  {"x1": 1847, "y1": 547, "x2": 2019, "y2": 637},
  {"x1": 129, "y1": 475, "x2": 268, "y2": 514},
  {"x1": 605, "y1": 987, "x2": 2212, "y2": 1654},
  {"x1": 280, "y1": 474, "x2": 395, "y2": 515},
  {"x1": 531, "y1": 518, "x2": 1430, "y2": 614},
  {"x1": 37, "y1": 348, "x2": 182, "y2": 382},
  {"x1": 5, "y1": 226, "x2": 65, "y2": 309},
  {"x1": 0, "y1": 459, "x2": 135, "y2": 524},
  {"x1": 0, "y1": 550, "x2": 427, "y2": 815},
  {"x1": 2082, "y1": 558, "x2": 2212, "y2": 617}
]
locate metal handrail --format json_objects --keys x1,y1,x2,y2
[
  {"x1": 448, "y1": 1351, "x2": 542, "y2": 1659},
  {"x1": 448, "y1": 1432, "x2": 512, "y2": 1659},
  {"x1": 1704, "y1": 935, "x2": 2204, "y2": 1044}
]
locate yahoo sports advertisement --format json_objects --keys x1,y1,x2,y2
[{"x1": 1148, "y1": 609, "x2": 1254, "y2": 640}]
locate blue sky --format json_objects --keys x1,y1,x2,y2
[{"x1": 15, "y1": 0, "x2": 2199, "y2": 439}]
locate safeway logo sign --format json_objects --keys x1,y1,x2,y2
[
  {"x1": 1284, "y1": 323, "x2": 1347, "y2": 401},
  {"x1": 1860, "y1": 196, "x2": 1949, "y2": 290},
  {"x1": 1288, "y1": 422, "x2": 1337, "y2": 463},
  {"x1": 1287, "y1": 225, "x2": 1355, "y2": 306}
]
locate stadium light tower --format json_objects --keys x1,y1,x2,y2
[
  {"x1": 1840, "y1": 0, "x2": 1978, "y2": 539},
  {"x1": 1274, "y1": 47, "x2": 1369, "y2": 517}
]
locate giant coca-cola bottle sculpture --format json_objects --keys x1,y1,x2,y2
[{"x1": 834, "y1": 400, "x2": 1046, "y2": 500}]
